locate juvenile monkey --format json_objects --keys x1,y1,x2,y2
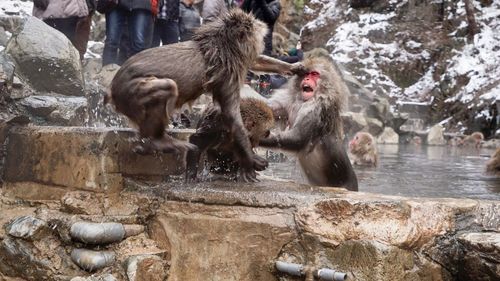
[
  {"x1": 107, "y1": 9, "x2": 304, "y2": 182},
  {"x1": 486, "y1": 147, "x2": 500, "y2": 176},
  {"x1": 260, "y1": 56, "x2": 358, "y2": 191},
  {"x1": 186, "y1": 98, "x2": 274, "y2": 181},
  {"x1": 348, "y1": 132, "x2": 378, "y2": 167},
  {"x1": 461, "y1": 132, "x2": 484, "y2": 148}
]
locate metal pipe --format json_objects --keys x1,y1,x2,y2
[
  {"x1": 276, "y1": 261, "x2": 348, "y2": 281},
  {"x1": 71, "y1": 248, "x2": 115, "y2": 272},
  {"x1": 275, "y1": 261, "x2": 304, "y2": 276},
  {"x1": 316, "y1": 268, "x2": 348, "y2": 281},
  {"x1": 70, "y1": 222, "x2": 144, "y2": 245}
]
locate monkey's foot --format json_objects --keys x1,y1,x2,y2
[
  {"x1": 238, "y1": 167, "x2": 260, "y2": 183},
  {"x1": 132, "y1": 141, "x2": 156, "y2": 155},
  {"x1": 151, "y1": 135, "x2": 198, "y2": 154}
]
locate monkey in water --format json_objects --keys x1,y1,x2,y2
[
  {"x1": 106, "y1": 9, "x2": 305, "y2": 182},
  {"x1": 348, "y1": 132, "x2": 378, "y2": 167},
  {"x1": 259, "y1": 56, "x2": 359, "y2": 191},
  {"x1": 486, "y1": 147, "x2": 500, "y2": 176},
  {"x1": 461, "y1": 132, "x2": 484, "y2": 148},
  {"x1": 185, "y1": 98, "x2": 274, "y2": 182}
]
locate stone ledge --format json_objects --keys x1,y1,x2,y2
[{"x1": 3, "y1": 126, "x2": 193, "y2": 197}]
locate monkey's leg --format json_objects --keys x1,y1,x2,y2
[
  {"x1": 135, "y1": 79, "x2": 196, "y2": 153},
  {"x1": 135, "y1": 103, "x2": 196, "y2": 154},
  {"x1": 185, "y1": 131, "x2": 220, "y2": 182}
]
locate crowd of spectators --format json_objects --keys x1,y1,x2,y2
[{"x1": 32, "y1": 0, "x2": 303, "y2": 94}]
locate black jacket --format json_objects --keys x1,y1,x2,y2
[
  {"x1": 241, "y1": 0, "x2": 281, "y2": 55},
  {"x1": 118, "y1": 0, "x2": 153, "y2": 12}
]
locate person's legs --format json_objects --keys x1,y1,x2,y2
[
  {"x1": 117, "y1": 20, "x2": 131, "y2": 64},
  {"x1": 151, "y1": 19, "x2": 162, "y2": 47},
  {"x1": 128, "y1": 9, "x2": 153, "y2": 56},
  {"x1": 159, "y1": 20, "x2": 179, "y2": 45},
  {"x1": 74, "y1": 14, "x2": 93, "y2": 60},
  {"x1": 102, "y1": 8, "x2": 126, "y2": 66},
  {"x1": 43, "y1": 17, "x2": 79, "y2": 43}
]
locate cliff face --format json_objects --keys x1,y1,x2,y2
[{"x1": 297, "y1": 0, "x2": 499, "y2": 135}]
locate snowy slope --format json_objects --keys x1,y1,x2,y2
[{"x1": 304, "y1": 0, "x2": 499, "y2": 106}]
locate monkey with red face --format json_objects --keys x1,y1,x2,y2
[{"x1": 260, "y1": 56, "x2": 358, "y2": 191}]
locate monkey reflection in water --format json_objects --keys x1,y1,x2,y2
[
  {"x1": 259, "y1": 56, "x2": 359, "y2": 191},
  {"x1": 185, "y1": 98, "x2": 274, "y2": 182}
]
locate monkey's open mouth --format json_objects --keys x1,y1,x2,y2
[{"x1": 302, "y1": 84, "x2": 314, "y2": 93}]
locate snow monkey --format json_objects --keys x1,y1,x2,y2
[
  {"x1": 259, "y1": 56, "x2": 359, "y2": 191},
  {"x1": 185, "y1": 98, "x2": 274, "y2": 182},
  {"x1": 106, "y1": 9, "x2": 305, "y2": 182},
  {"x1": 486, "y1": 147, "x2": 500, "y2": 176},
  {"x1": 348, "y1": 132, "x2": 378, "y2": 167},
  {"x1": 461, "y1": 132, "x2": 484, "y2": 148}
]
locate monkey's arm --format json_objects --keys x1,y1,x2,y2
[
  {"x1": 217, "y1": 88, "x2": 268, "y2": 182},
  {"x1": 260, "y1": 106, "x2": 322, "y2": 151},
  {"x1": 185, "y1": 108, "x2": 224, "y2": 182},
  {"x1": 251, "y1": 55, "x2": 307, "y2": 76},
  {"x1": 266, "y1": 89, "x2": 294, "y2": 122}
]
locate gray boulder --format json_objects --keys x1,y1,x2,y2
[
  {"x1": 6, "y1": 216, "x2": 49, "y2": 241},
  {"x1": 19, "y1": 95, "x2": 88, "y2": 126},
  {"x1": 5, "y1": 16, "x2": 84, "y2": 96},
  {"x1": 377, "y1": 127, "x2": 399, "y2": 144}
]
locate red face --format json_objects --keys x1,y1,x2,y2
[
  {"x1": 300, "y1": 71, "x2": 320, "y2": 101},
  {"x1": 348, "y1": 135, "x2": 358, "y2": 151}
]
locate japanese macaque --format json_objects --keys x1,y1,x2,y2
[
  {"x1": 486, "y1": 147, "x2": 500, "y2": 176},
  {"x1": 348, "y1": 132, "x2": 378, "y2": 167},
  {"x1": 259, "y1": 56, "x2": 359, "y2": 191},
  {"x1": 185, "y1": 98, "x2": 274, "y2": 182},
  {"x1": 106, "y1": 9, "x2": 304, "y2": 182},
  {"x1": 461, "y1": 132, "x2": 484, "y2": 148},
  {"x1": 411, "y1": 136, "x2": 422, "y2": 146}
]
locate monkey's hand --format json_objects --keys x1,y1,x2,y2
[
  {"x1": 252, "y1": 154, "x2": 268, "y2": 171},
  {"x1": 34, "y1": 0, "x2": 49, "y2": 10},
  {"x1": 290, "y1": 62, "x2": 308, "y2": 76}
]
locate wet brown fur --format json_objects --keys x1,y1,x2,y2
[
  {"x1": 107, "y1": 9, "x2": 283, "y2": 181},
  {"x1": 185, "y1": 98, "x2": 274, "y2": 181}
]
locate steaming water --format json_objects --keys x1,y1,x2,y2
[{"x1": 259, "y1": 145, "x2": 500, "y2": 200}]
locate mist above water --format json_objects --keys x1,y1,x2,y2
[{"x1": 260, "y1": 145, "x2": 500, "y2": 200}]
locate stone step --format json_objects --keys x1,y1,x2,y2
[{"x1": 3, "y1": 126, "x2": 194, "y2": 199}]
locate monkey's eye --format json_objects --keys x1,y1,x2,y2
[
  {"x1": 355, "y1": 136, "x2": 358, "y2": 140},
  {"x1": 264, "y1": 130, "x2": 270, "y2": 138},
  {"x1": 309, "y1": 71, "x2": 320, "y2": 77}
]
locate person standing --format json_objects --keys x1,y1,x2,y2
[
  {"x1": 33, "y1": 0, "x2": 95, "y2": 60},
  {"x1": 102, "y1": 0, "x2": 157, "y2": 66},
  {"x1": 201, "y1": 0, "x2": 234, "y2": 23},
  {"x1": 241, "y1": 0, "x2": 280, "y2": 55},
  {"x1": 152, "y1": 0, "x2": 180, "y2": 46},
  {"x1": 178, "y1": 0, "x2": 201, "y2": 41}
]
